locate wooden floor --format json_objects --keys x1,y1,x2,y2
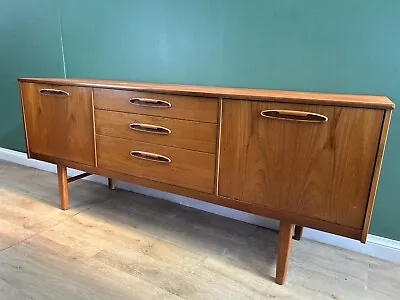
[{"x1": 0, "y1": 161, "x2": 399, "y2": 299}]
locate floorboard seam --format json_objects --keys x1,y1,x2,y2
[
  {"x1": 0, "y1": 205, "x2": 95, "y2": 254},
  {"x1": 0, "y1": 278, "x2": 36, "y2": 300}
]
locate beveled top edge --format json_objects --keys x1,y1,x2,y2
[{"x1": 18, "y1": 78, "x2": 395, "y2": 109}]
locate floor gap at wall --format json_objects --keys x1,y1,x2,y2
[{"x1": 1, "y1": 146, "x2": 399, "y2": 263}]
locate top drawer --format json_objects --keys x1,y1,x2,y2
[{"x1": 94, "y1": 88, "x2": 218, "y2": 123}]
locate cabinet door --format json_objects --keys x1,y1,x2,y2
[
  {"x1": 219, "y1": 100, "x2": 384, "y2": 229},
  {"x1": 21, "y1": 83, "x2": 95, "y2": 166}
]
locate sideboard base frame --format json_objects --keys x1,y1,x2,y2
[
  {"x1": 293, "y1": 225, "x2": 304, "y2": 241},
  {"x1": 32, "y1": 152, "x2": 362, "y2": 240},
  {"x1": 276, "y1": 221, "x2": 293, "y2": 285},
  {"x1": 56, "y1": 163, "x2": 115, "y2": 210},
  {"x1": 32, "y1": 151, "x2": 363, "y2": 285}
]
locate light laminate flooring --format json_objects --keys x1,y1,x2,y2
[{"x1": 0, "y1": 160, "x2": 399, "y2": 300}]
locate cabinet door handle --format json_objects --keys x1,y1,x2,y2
[
  {"x1": 39, "y1": 89, "x2": 70, "y2": 97},
  {"x1": 129, "y1": 123, "x2": 171, "y2": 135},
  {"x1": 130, "y1": 151, "x2": 171, "y2": 164},
  {"x1": 129, "y1": 98, "x2": 172, "y2": 108},
  {"x1": 260, "y1": 110, "x2": 328, "y2": 122}
]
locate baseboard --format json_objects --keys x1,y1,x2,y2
[{"x1": 1, "y1": 147, "x2": 400, "y2": 263}]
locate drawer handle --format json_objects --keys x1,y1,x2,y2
[
  {"x1": 129, "y1": 98, "x2": 172, "y2": 108},
  {"x1": 260, "y1": 110, "x2": 328, "y2": 122},
  {"x1": 39, "y1": 89, "x2": 70, "y2": 97},
  {"x1": 130, "y1": 151, "x2": 171, "y2": 164},
  {"x1": 130, "y1": 123, "x2": 171, "y2": 135}
]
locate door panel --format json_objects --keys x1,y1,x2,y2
[
  {"x1": 219, "y1": 100, "x2": 384, "y2": 229},
  {"x1": 21, "y1": 83, "x2": 95, "y2": 166}
]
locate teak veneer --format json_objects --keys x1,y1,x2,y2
[{"x1": 18, "y1": 78, "x2": 394, "y2": 285}]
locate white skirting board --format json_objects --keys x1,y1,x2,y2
[{"x1": 1, "y1": 146, "x2": 400, "y2": 263}]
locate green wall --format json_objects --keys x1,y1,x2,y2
[
  {"x1": 1, "y1": 0, "x2": 399, "y2": 240},
  {"x1": 0, "y1": 0, "x2": 65, "y2": 150}
]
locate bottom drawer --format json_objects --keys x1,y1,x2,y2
[{"x1": 97, "y1": 135, "x2": 215, "y2": 193}]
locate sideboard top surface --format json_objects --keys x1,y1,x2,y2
[{"x1": 19, "y1": 78, "x2": 395, "y2": 109}]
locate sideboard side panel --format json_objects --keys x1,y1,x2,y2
[
  {"x1": 19, "y1": 82, "x2": 31, "y2": 157},
  {"x1": 361, "y1": 109, "x2": 392, "y2": 243}
]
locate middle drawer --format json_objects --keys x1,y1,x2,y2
[{"x1": 95, "y1": 110, "x2": 217, "y2": 153}]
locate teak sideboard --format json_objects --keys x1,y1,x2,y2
[{"x1": 18, "y1": 78, "x2": 394, "y2": 285}]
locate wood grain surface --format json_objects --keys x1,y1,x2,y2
[
  {"x1": 219, "y1": 100, "x2": 384, "y2": 229},
  {"x1": 20, "y1": 82, "x2": 96, "y2": 165}
]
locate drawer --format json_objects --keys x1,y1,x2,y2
[
  {"x1": 97, "y1": 135, "x2": 215, "y2": 193},
  {"x1": 95, "y1": 110, "x2": 217, "y2": 153},
  {"x1": 94, "y1": 88, "x2": 218, "y2": 123}
]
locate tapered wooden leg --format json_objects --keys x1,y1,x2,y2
[
  {"x1": 108, "y1": 178, "x2": 116, "y2": 190},
  {"x1": 57, "y1": 164, "x2": 69, "y2": 210},
  {"x1": 293, "y1": 225, "x2": 304, "y2": 241},
  {"x1": 276, "y1": 221, "x2": 293, "y2": 285}
]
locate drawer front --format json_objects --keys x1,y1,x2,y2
[
  {"x1": 97, "y1": 135, "x2": 215, "y2": 193},
  {"x1": 219, "y1": 100, "x2": 384, "y2": 229},
  {"x1": 95, "y1": 110, "x2": 217, "y2": 153},
  {"x1": 94, "y1": 88, "x2": 218, "y2": 123}
]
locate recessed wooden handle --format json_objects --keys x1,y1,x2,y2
[
  {"x1": 39, "y1": 89, "x2": 70, "y2": 97},
  {"x1": 130, "y1": 151, "x2": 171, "y2": 164},
  {"x1": 129, "y1": 123, "x2": 171, "y2": 135},
  {"x1": 260, "y1": 110, "x2": 328, "y2": 122},
  {"x1": 129, "y1": 98, "x2": 171, "y2": 108}
]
